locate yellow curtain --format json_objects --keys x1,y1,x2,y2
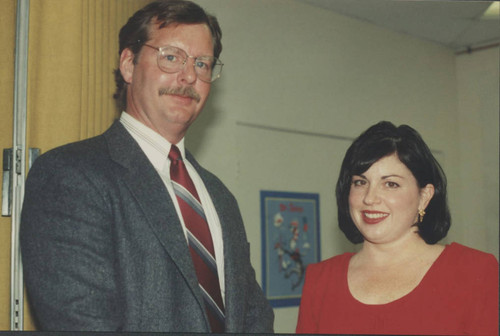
[
  {"x1": 28, "y1": 0, "x2": 149, "y2": 152},
  {"x1": 0, "y1": 0, "x2": 149, "y2": 330}
]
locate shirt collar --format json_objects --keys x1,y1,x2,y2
[{"x1": 120, "y1": 112, "x2": 186, "y2": 169}]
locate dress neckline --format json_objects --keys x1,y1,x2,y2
[{"x1": 344, "y1": 243, "x2": 452, "y2": 306}]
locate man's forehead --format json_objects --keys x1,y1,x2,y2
[{"x1": 147, "y1": 22, "x2": 214, "y2": 52}]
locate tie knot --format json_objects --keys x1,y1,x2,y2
[{"x1": 168, "y1": 145, "x2": 182, "y2": 162}]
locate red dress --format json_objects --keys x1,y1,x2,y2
[{"x1": 296, "y1": 243, "x2": 499, "y2": 335}]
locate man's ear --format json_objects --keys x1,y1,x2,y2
[
  {"x1": 119, "y1": 48, "x2": 135, "y2": 84},
  {"x1": 419, "y1": 184, "x2": 435, "y2": 210}
]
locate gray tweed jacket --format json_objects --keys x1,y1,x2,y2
[{"x1": 20, "y1": 121, "x2": 274, "y2": 332}]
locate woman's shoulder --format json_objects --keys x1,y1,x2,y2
[
  {"x1": 442, "y1": 242, "x2": 498, "y2": 274},
  {"x1": 446, "y1": 242, "x2": 497, "y2": 262}
]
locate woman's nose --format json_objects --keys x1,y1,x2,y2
[{"x1": 363, "y1": 186, "x2": 380, "y2": 205}]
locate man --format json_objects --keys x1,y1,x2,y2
[{"x1": 20, "y1": 0, "x2": 274, "y2": 332}]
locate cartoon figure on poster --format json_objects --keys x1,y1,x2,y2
[
  {"x1": 261, "y1": 191, "x2": 320, "y2": 307},
  {"x1": 272, "y1": 204, "x2": 312, "y2": 291}
]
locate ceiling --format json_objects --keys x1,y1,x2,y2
[{"x1": 299, "y1": 0, "x2": 500, "y2": 53}]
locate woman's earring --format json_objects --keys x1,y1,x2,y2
[{"x1": 418, "y1": 209, "x2": 426, "y2": 223}]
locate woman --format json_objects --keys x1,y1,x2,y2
[{"x1": 296, "y1": 121, "x2": 498, "y2": 335}]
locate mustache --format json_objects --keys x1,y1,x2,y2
[{"x1": 158, "y1": 86, "x2": 201, "y2": 102}]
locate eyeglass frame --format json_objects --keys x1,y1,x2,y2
[{"x1": 142, "y1": 44, "x2": 223, "y2": 83}]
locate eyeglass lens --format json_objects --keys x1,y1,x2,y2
[{"x1": 158, "y1": 46, "x2": 222, "y2": 82}]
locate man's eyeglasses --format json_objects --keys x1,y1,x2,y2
[{"x1": 143, "y1": 44, "x2": 223, "y2": 83}]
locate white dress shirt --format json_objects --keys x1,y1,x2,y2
[{"x1": 120, "y1": 112, "x2": 225, "y2": 302}]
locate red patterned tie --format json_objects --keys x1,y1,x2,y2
[{"x1": 168, "y1": 145, "x2": 225, "y2": 332}]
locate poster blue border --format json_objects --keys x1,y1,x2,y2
[{"x1": 260, "y1": 190, "x2": 321, "y2": 308}]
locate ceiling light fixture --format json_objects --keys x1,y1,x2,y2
[{"x1": 481, "y1": 1, "x2": 499, "y2": 20}]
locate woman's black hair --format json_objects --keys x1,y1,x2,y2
[{"x1": 335, "y1": 121, "x2": 451, "y2": 244}]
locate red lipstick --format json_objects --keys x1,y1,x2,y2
[{"x1": 362, "y1": 210, "x2": 389, "y2": 225}]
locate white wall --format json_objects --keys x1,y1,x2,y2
[
  {"x1": 184, "y1": 0, "x2": 498, "y2": 333},
  {"x1": 455, "y1": 47, "x2": 499, "y2": 258}
]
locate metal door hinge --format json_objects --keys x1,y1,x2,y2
[
  {"x1": 2, "y1": 149, "x2": 13, "y2": 216},
  {"x1": 2, "y1": 147, "x2": 40, "y2": 217}
]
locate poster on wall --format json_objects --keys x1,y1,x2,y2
[{"x1": 260, "y1": 190, "x2": 321, "y2": 307}]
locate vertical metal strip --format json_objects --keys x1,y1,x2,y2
[{"x1": 11, "y1": 0, "x2": 30, "y2": 330}]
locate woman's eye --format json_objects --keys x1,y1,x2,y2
[
  {"x1": 385, "y1": 181, "x2": 400, "y2": 188},
  {"x1": 352, "y1": 179, "x2": 366, "y2": 187}
]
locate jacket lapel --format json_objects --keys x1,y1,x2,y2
[
  {"x1": 186, "y1": 151, "x2": 248, "y2": 329},
  {"x1": 103, "y1": 122, "x2": 204, "y2": 308}
]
